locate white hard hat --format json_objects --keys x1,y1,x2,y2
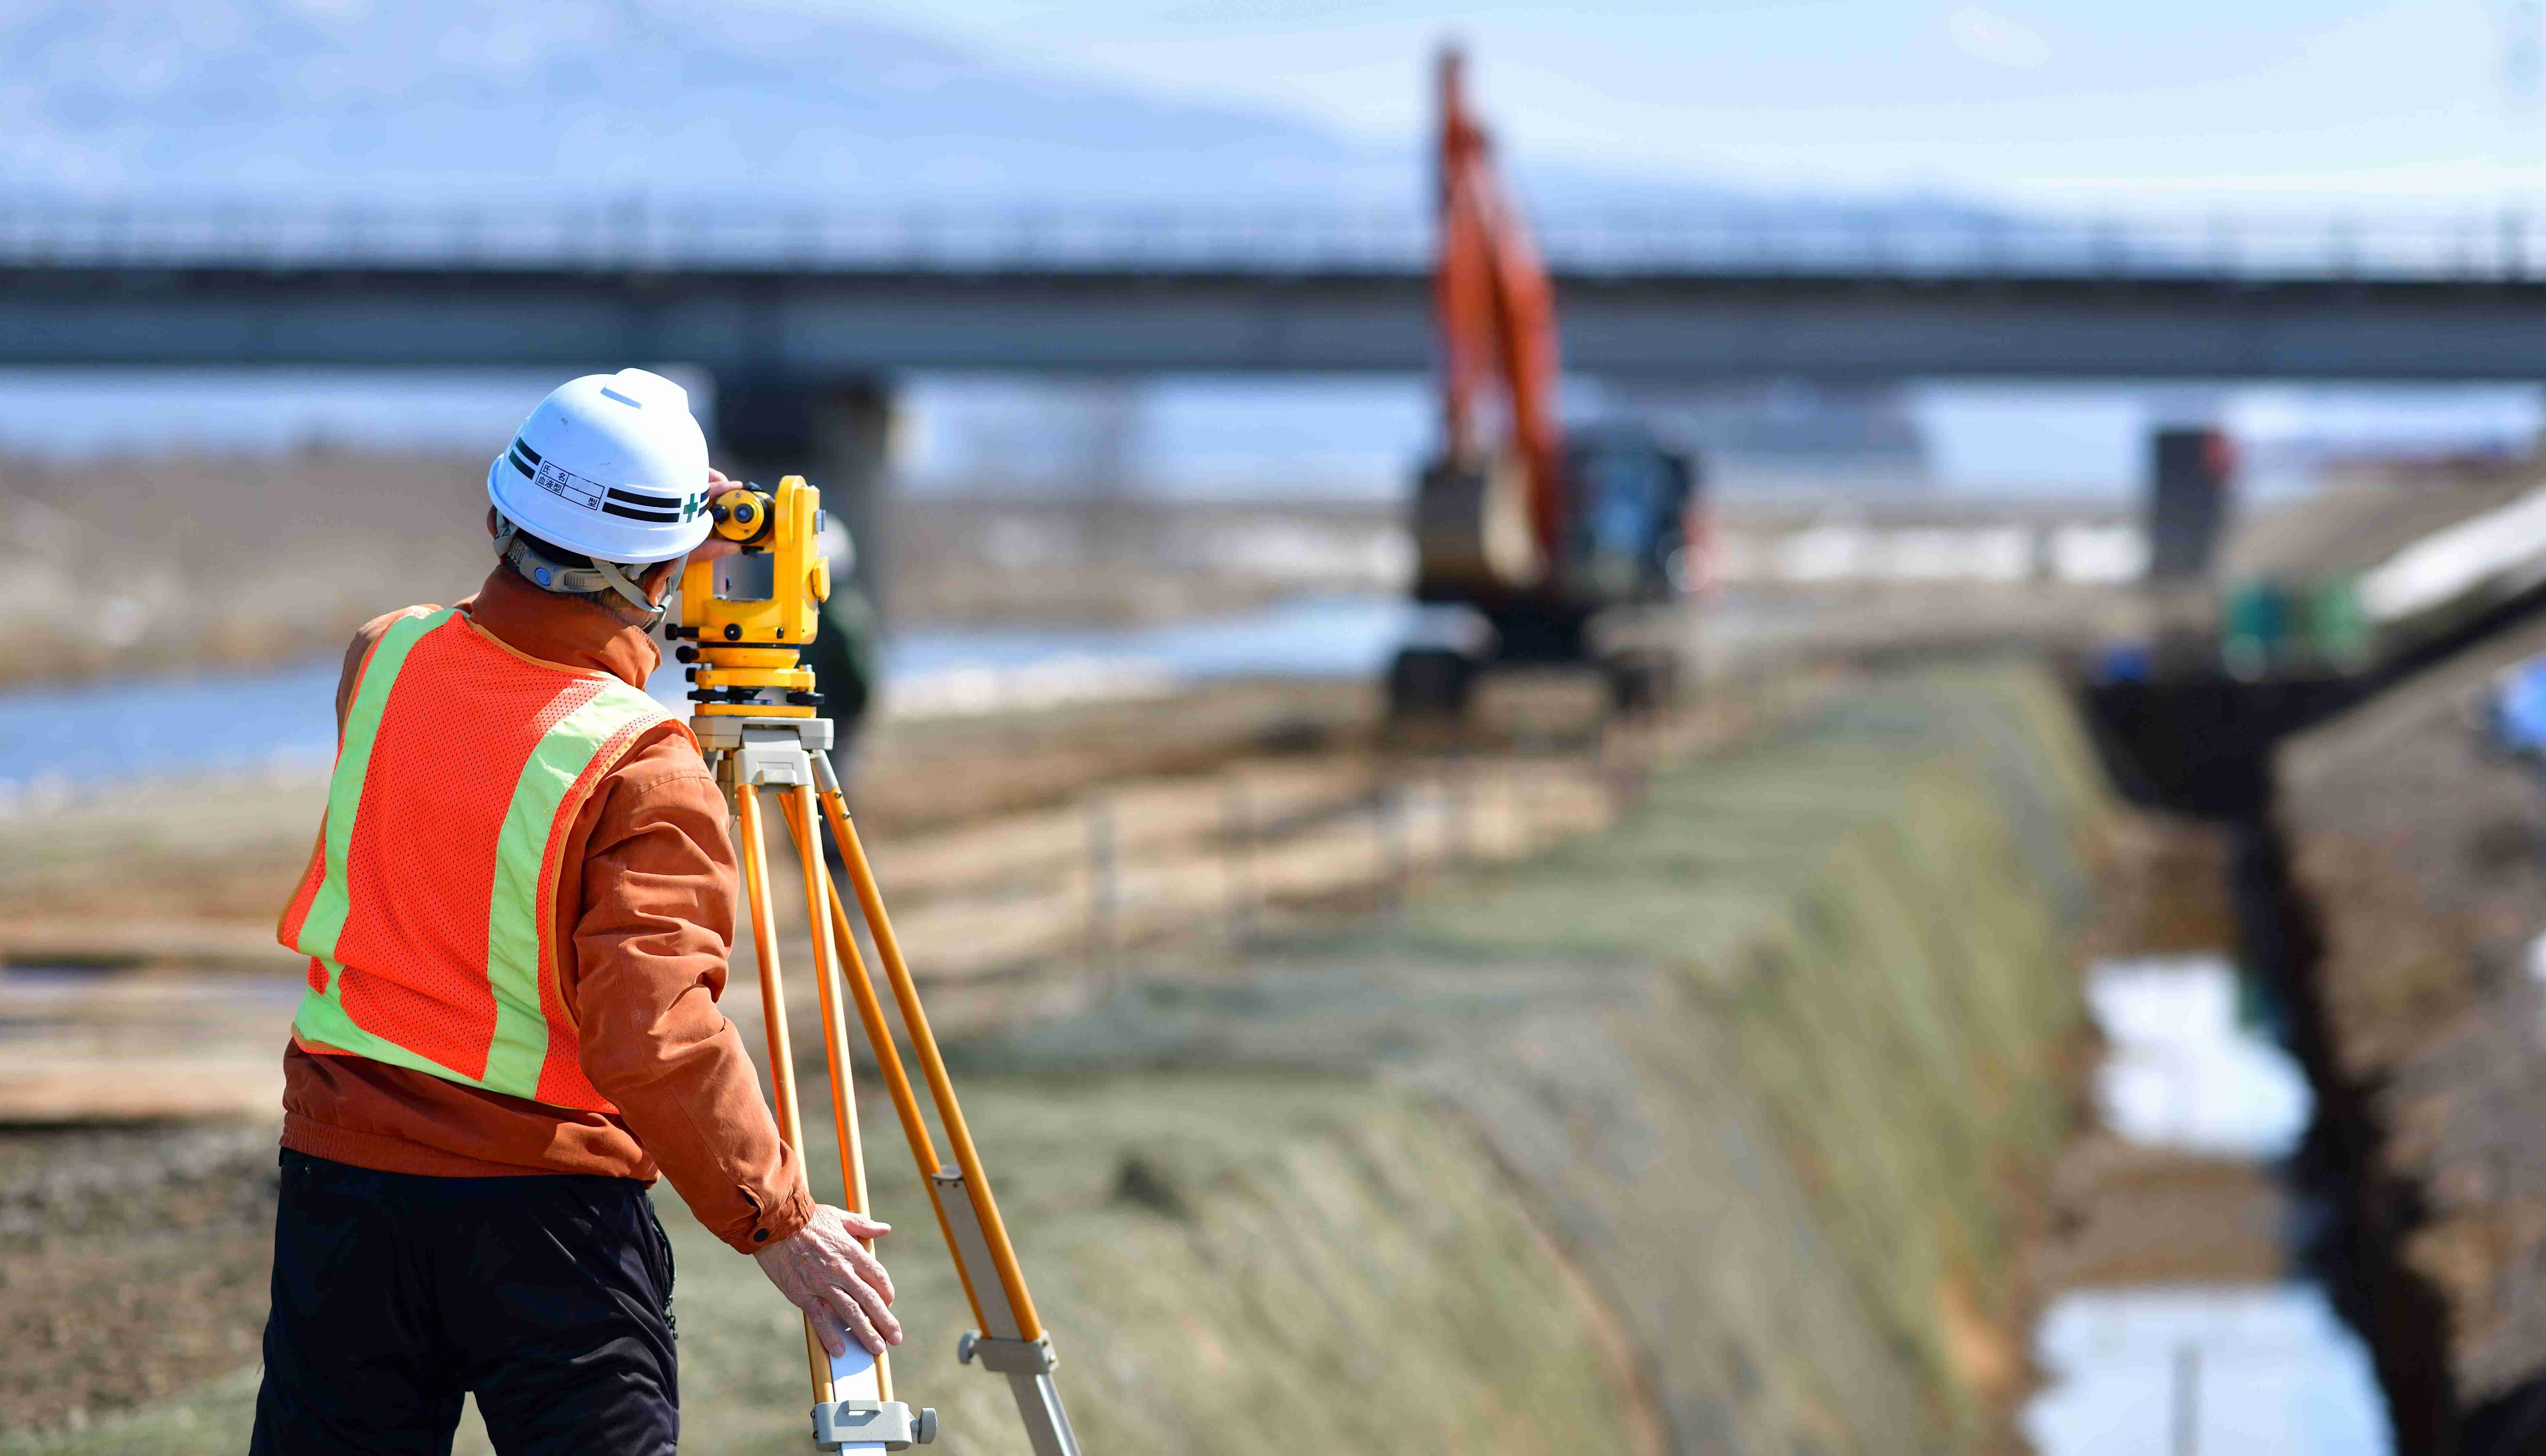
[{"x1": 485, "y1": 369, "x2": 713, "y2": 565}]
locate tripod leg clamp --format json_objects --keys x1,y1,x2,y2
[
  {"x1": 956, "y1": 1331, "x2": 1058, "y2": 1376},
  {"x1": 811, "y1": 1399, "x2": 937, "y2": 1451}
]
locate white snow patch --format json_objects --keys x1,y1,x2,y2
[
  {"x1": 2087, "y1": 955, "x2": 2312, "y2": 1159},
  {"x1": 2026, "y1": 1285, "x2": 2389, "y2": 1456}
]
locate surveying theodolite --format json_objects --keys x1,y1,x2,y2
[{"x1": 671, "y1": 476, "x2": 1084, "y2": 1456}]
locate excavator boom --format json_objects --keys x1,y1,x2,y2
[
  {"x1": 1392, "y1": 44, "x2": 1699, "y2": 721},
  {"x1": 1433, "y1": 47, "x2": 1564, "y2": 566}
]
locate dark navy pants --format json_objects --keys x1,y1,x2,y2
[{"x1": 251, "y1": 1149, "x2": 677, "y2": 1456}]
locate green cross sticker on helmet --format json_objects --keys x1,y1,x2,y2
[{"x1": 485, "y1": 369, "x2": 715, "y2": 565}]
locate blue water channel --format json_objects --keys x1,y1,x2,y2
[
  {"x1": 2025, "y1": 955, "x2": 2391, "y2": 1456},
  {"x1": 0, "y1": 592, "x2": 1413, "y2": 790}
]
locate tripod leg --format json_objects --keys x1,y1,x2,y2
[
  {"x1": 790, "y1": 798, "x2": 983, "y2": 1331},
  {"x1": 780, "y1": 786, "x2": 892, "y2": 1405},
  {"x1": 813, "y1": 767, "x2": 1085, "y2": 1456},
  {"x1": 817, "y1": 783, "x2": 1041, "y2": 1339},
  {"x1": 733, "y1": 785, "x2": 832, "y2": 1406}
]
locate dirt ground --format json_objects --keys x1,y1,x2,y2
[
  {"x1": 0, "y1": 660, "x2": 2107, "y2": 1456},
  {"x1": 0, "y1": 678, "x2": 1375, "y2": 950},
  {"x1": 0, "y1": 450, "x2": 490, "y2": 688},
  {"x1": 0, "y1": 663, "x2": 1843, "y2": 1120},
  {"x1": 2278, "y1": 609, "x2": 2546, "y2": 1419},
  {"x1": 0, "y1": 669, "x2": 1828, "y2": 1437},
  {"x1": 0, "y1": 1124, "x2": 279, "y2": 1434},
  {"x1": 0, "y1": 451, "x2": 1399, "y2": 693}
]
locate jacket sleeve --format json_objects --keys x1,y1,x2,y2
[{"x1": 567, "y1": 750, "x2": 814, "y2": 1254}]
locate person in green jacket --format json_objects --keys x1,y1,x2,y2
[{"x1": 803, "y1": 522, "x2": 879, "y2": 784}]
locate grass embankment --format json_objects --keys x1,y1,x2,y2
[{"x1": 9, "y1": 661, "x2": 2107, "y2": 1456}]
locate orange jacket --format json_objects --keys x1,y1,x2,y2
[{"x1": 279, "y1": 566, "x2": 812, "y2": 1254}]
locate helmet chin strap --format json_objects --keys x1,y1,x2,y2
[
  {"x1": 590, "y1": 559, "x2": 668, "y2": 626},
  {"x1": 494, "y1": 516, "x2": 669, "y2": 627}
]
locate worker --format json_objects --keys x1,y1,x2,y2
[
  {"x1": 802, "y1": 514, "x2": 880, "y2": 786},
  {"x1": 253, "y1": 369, "x2": 898, "y2": 1455}
]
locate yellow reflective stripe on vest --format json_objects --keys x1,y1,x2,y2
[
  {"x1": 293, "y1": 960, "x2": 475, "y2": 1087},
  {"x1": 289, "y1": 611, "x2": 673, "y2": 1102},
  {"x1": 478, "y1": 679, "x2": 670, "y2": 1097},
  {"x1": 291, "y1": 608, "x2": 450, "y2": 969}
]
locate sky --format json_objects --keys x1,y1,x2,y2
[
  {"x1": 823, "y1": 0, "x2": 2542, "y2": 209},
  {"x1": 7, "y1": 1, "x2": 2544, "y2": 492}
]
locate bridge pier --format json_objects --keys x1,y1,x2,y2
[
  {"x1": 2146, "y1": 425, "x2": 2236, "y2": 582},
  {"x1": 712, "y1": 376, "x2": 896, "y2": 619}
]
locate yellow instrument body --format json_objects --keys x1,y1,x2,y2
[{"x1": 678, "y1": 475, "x2": 831, "y2": 719}]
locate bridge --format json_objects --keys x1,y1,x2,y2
[
  {"x1": 15, "y1": 198, "x2": 2546, "y2": 382},
  {"x1": 12, "y1": 197, "x2": 2546, "y2": 558}
]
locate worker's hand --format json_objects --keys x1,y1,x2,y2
[
  {"x1": 753, "y1": 1204, "x2": 901, "y2": 1358},
  {"x1": 635, "y1": 467, "x2": 746, "y2": 604},
  {"x1": 689, "y1": 467, "x2": 746, "y2": 566}
]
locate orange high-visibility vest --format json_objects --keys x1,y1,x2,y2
[{"x1": 276, "y1": 607, "x2": 690, "y2": 1111}]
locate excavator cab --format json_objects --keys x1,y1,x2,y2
[
  {"x1": 1562, "y1": 424, "x2": 1698, "y2": 607},
  {"x1": 1394, "y1": 425, "x2": 1701, "y2": 719},
  {"x1": 1408, "y1": 425, "x2": 1698, "y2": 618},
  {"x1": 1387, "y1": 46, "x2": 1705, "y2": 723}
]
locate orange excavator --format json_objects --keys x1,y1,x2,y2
[{"x1": 1389, "y1": 47, "x2": 1705, "y2": 717}]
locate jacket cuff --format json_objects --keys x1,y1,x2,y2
[{"x1": 726, "y1": 1181, "x2": 816, "y2": 1255}]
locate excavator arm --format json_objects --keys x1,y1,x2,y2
[
  {"x1": 1395, "y1": 46, "x2": 1701, "y2": 720},
  {"x1": 1433, "y1": 46, "x2": 1565, "y2": 571}
]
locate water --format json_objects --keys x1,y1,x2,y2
[
  {"x1": 0, "y1": 592, "x2": 1412, "y2": 791},
  {"x1": 881, "y1": 592, "x2": 1410, "y2": 681},
  {"x1": 2028, "y1": 1286, "x2": 2389, "y2": 1456},
  {"x1": 0, "y1": 657, "x2": 346, "y2": 793},
  {"x1": 2025, "y1": 955, "x2": 2391, "y2": 1456},
  {"x1": 2086, "y1": 956, "x2": 2313, "y2": 1159}
]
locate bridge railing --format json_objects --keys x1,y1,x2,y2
[{"x1": 6, "y1": 195, "x2": 2544, "y2": 281}]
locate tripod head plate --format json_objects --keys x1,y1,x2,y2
[
  {"x1": 812, "y1": 1399, "x2": 936, "y2": 1451},
  {"x1": 698, "y1": 715, "x2": 835, "y2": 791}
]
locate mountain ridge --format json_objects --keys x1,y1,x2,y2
[{"x1": 1, "y1": 0, "x2": 2001, "y2": 223}]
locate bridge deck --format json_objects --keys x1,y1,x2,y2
[
  {"x1": 12, "y1": 262, "x2": 2546, "y2": 380},
  {"x1": 11, "y1": 202, "x2": 2546, "y2": 380}
]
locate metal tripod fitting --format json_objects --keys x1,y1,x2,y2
[
  {"x1": 926, "y1": 1166, "x2": 1079, "y2": 1454},
  {"x1": 958, "y1": 1331, "x2": 1059, "y2": 1376},
  {"x1": 696, "y1": 714, "x2": 834, "y2": 791},
  {"x1": 717, "y1": 711, "x2": 1086, "y2": 1456},
  {"x1": 811, "y1": 1399, "x2": 938, "y2": 1452},
  {"x1": 689, "y1": 476, "x2": 1076, "y2": 1455}
]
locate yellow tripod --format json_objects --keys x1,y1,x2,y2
[{"x1": 678, "y1": 477, "x2": 1082, "y2": 1456}]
